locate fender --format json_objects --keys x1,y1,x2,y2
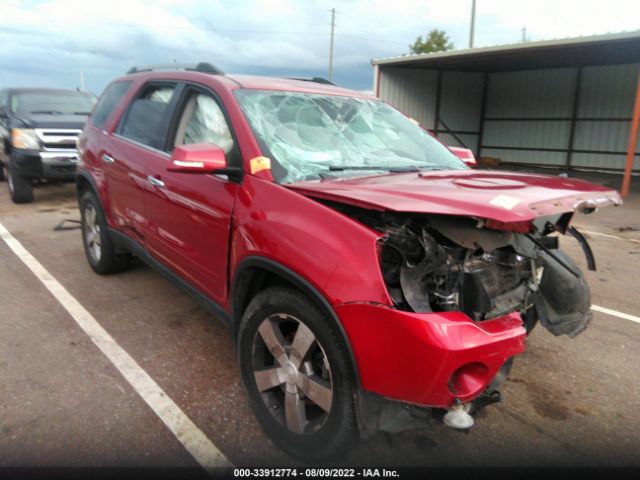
[{"x1": 231, "y1": 255, "x2": 362, "y2": 390}]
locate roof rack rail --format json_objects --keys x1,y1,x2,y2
[
  {"x1": 126, "y1": 62, "x2": 224, "y2": 75},
  {"x1": 286, "y1": 77, "x2": 336, "y2": 86}
]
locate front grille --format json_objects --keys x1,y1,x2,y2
[{"x1": 35, "y1": 128, "x2": 82, "y2": 152}]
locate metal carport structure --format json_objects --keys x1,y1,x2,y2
[{"x1": 372, "y1": 31, "x2": 640, "y2": 197}]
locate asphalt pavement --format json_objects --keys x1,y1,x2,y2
[{"x1": 1, "y1": 178, "x2": 639, "y2": 469}]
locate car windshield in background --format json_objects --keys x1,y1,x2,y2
[
  {"x1": 11, "y1": 91, "x2": 96, "y2": 116},
  {"x1": 234, "y1": 90, "x2": 466, "y2": 183}
]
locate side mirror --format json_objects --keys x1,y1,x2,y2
[
  {"x1": 449, "y1": 146, "x2": 477, "y2": 168},
  {"x1": 167, "y1": 142, "x2": 228, "y2": 173}
]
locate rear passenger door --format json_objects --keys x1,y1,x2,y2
[
  {"x1": 143, "y1": 84, "x2": 240, "y2": 305},
  {"x1": 105, "y1": 83, "x2": 179, "y2": 244}
]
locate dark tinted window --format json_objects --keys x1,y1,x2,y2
[
  {"x1": 11, "y1": 91, "x2": 96, "y2": 116},
  {"x1": 119, "y1": 85, "x2": 175, "y2": 150},
  {"x1": 90, "y1": 81, "x2": 132, "y2": 129}
]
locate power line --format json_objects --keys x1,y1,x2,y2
[
  {"x1": 336, "y1": 33, "x2": 408, "y2": 46},
  {"x1": 0, "y1": 21, "x2": 412, "y2": 46}
]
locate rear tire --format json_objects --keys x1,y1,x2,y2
[
  {"x1": 238, "y1": 287, "x2": 356, "y2": 460},
  {"x1": 7, "y1": 160, "x2": 34, "y2": 203},
  {"x1": 80, "y1": 190, "x2": 131, "y2": 275}
]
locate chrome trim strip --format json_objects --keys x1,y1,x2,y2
[
  {"x1": 34, "y1": 128, "x2": 82, "y2": 145},
  {"x1": 40, "y1": 151, "x2": 79, "y2": 164}
]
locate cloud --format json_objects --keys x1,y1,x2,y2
[{"x1": 0, "y1": 0, "x2": 639, "y2": 93}]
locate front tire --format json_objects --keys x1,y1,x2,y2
[
  {"x1": 238, "y1": 287, "x2": 356, "y2": 459},
  {"x1": 80, "y1": 190, "x2": 131, "y2": 275},
  {"x1": 7, "y1": 160, "x2": 34, "y2": 203}
]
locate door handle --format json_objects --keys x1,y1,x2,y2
[
  {"x1": 102, "y1": 153, "x2": 115, "y2": 164},
  {"x1": 147, "y1": 175, "x2": 165, "y2": 188}
]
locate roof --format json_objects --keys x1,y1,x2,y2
[
  {"x1": 120, "y1": 70, "x2": 375, "y2": 99},
  {"x1": 372, "y1": 30, "x2": 640, "y2": 72},
  {"x1": 227, "y1": 74, "x2": 373, "y2": 98}
]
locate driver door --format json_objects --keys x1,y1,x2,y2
[{"x1": 143, "y1": 85, "x2": 240, "y2": 305}]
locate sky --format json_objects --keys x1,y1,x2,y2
[{"x1": 1, "y1": 0, "x2": 639, "y2": 95}]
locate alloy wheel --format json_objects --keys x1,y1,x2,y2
[
  {"x1": 84, "y1": 203, "x2": 102, "y2": 262},
  {"x1": 252, "y1": 313, "x2": 333, "y2": 435}
]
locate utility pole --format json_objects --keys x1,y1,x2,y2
[
  {"x1": 79, "y1": 71, "x2": 85, "y2": 91},
  {"x1": 469, "y1": 0, "x2": 476, "y2": 48},
  {"x1": 521, "y1": 26, "x2": 527, "y2": 42},
  {"x1": 328, "y1": 7, "x2": 336, "y2": 82}
]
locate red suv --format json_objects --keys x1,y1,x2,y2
[{"x1": 77, "y1": 63, "x2": 621, "y2": 458}]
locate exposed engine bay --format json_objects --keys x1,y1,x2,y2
[{"x1": 328, "y1": 202, "x2": 593, "y2": 337}]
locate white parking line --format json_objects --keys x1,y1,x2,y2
[
  {"x1": 0, "y1": 222, "x2": 231, "y2": 469},
  {"x1": 592, "y1": 305, "x2": 640, "y2": 324},
  {"x1": 578, "y1": 228, "x2": 640, "y2": 245}
]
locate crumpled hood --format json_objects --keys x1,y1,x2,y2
[{"x1": 286, "y1": 170, "x2": 622, "y2": 223}]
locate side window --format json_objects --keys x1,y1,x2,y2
[
  {"x1": 174, "y1": 93, "x2": 235, "y2": 155},
  {"x1": 119, "y1": 84, "x2": 176, "y2": 150},
  {"x1": 90, "y1": 81, "x2": 132, "y2": 129}
]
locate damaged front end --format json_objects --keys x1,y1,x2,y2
[
  {"x1": 371, "y1": 212, "x2": 593, "y2": 338},
  {"x1": 329, "y1": 206, "x2": 596, "y2": 434}
]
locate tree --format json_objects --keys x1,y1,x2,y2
[{"x1": 409, "y1": 29, "x2": 454, "y2": 54}]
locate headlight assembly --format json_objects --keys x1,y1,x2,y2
[{"x1": 11, "y1": 128, "x2": 40, "y2": 149}]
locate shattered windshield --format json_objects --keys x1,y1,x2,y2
[{"x1": 234, "y1": 90, "x2": 467, "y2": 183}]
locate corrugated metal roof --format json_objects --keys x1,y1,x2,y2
[{"x1": 372, "y1": 30, "x2": 640, "y2": 72}]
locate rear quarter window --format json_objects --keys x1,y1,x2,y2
[{"x1": 90, "y1": 81, "x2": 132, "y2": 129}]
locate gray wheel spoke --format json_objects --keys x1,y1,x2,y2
[
  {"x1": 84, "y1": 204, "x2": 102, "y2": 262},
  {"x1": 289, "y1": 322, "x2": 316, "y2": 369},
  {"x1": 254, "y1": 367, "x2": 285, "y2": 392},
  {"x1": 299, "y1": 375, "x2": 333, "y2": 413},
  {"x1": 285, "y1": 390, "x2": 307, "y2": 434},
  {"x1": 258, "y1": 320, "x2": 289, "y2": 367},
  {"x1": 86, "y1": 207, "x2": 95, "y2": 226}
]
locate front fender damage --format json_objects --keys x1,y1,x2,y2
[
  {"x1": 309, "y1": 198, "x2": 600, "y2": 434},
  {"x1": 372, "y1": 211, "x2": 594, "y2": 338}
]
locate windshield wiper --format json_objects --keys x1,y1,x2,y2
[
  {"x1": 74, "y1": 111, "x2": 92, "y2": 115},
  {"x1": 328, "y1": 165, "x2": 422, "y2": 173},
  {"x1": 29, "y1": 110, "x2": 64, "y2": 115}
]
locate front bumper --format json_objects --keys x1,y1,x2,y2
[
  {"x1": 12, "y1": 150, "x2": 78, "y2": 180},
  {"x1": 335, "y1": 303, "x2": 526, "y2": 407}
]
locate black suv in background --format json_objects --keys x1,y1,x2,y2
[{"x1": 0, "y1": 88, "x2": 96, "y2": 203}]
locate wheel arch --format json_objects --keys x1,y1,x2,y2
[
  {"x1": 76, "y1": 170, "x2": 118, "y2": 244},
  {"x1": 231, "y1": 256, "x2": 362, "y2": 390},
  {"x1": 76, "y1": 170, "x2": 99, "y2": 199}
]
